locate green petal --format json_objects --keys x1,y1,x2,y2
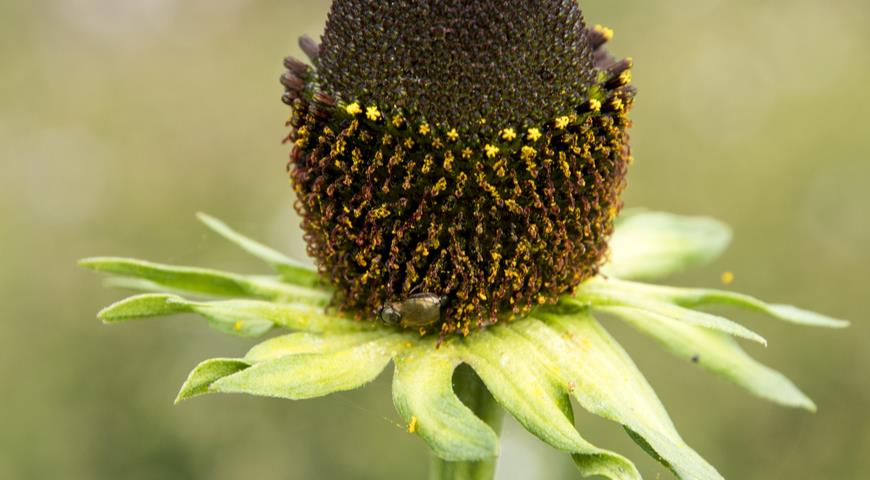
[
  {"x1": 175, "y1": 358, "x2": 251, "y2": 403},
  {"x1": 79, "y1": 257, "x2": 329, "y2": 305},
  {"x1": 392, "y1": 344, "x2": 500, "y2": 462},
  {"x1": 185, "y1": 299, "x2": 375, "y2": 334},
  {"x1": 600, "y1": 306, "x2": 816, "y2": 411},
  {"x1": 574, "y1": 279, "x2": 768, "y2": 346},
  {"x1": 531, "y1": 312, "x2": 724, "y2": 480},
  {"x1": 245, "y1": 331, "x2": 389, "y2": 363},
  {"x1": 605, "y1": 280, "x2": 849, "y2": 329},
  {"x1": 97, "y1": 293, "x2": 274, "y2": 337},
  {"x1": 196, "y1": 212, "x2": 320, "y2": 287},
  {"x1": 604, "y1": 212, "x2": 732, "y2": 280},
  {"x1": 458, "y1": 326, "x2": 642, "y2": 480},
  {"x1": 210, "y1": 335, "x2": 405, "y2": 400}
]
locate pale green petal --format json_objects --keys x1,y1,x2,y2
[
  {"x1": 97, "y1": 293, "x2": 273, "y2": 337},
  {"x1": 79, "y1": 257, "x2": 329, "y2": 305},
  {"x1": 245, "y1": 331, "x2": 390, "y2": 363},
  {"x1": 604, "y1": 212, "x2": 731, "y2": 280},
  {"x1": 392, "y1": 344, "x2": 500, "y2": 462},
  {"x1": 574, "y1": 279, "x2": 767, "y2": 346},
  {"x1": 185, "y1": 299, "x2": 376, "y2": 334},
  {"x1": 531, "y1": 312, "x2": 723, "y2": 480},
  {"x1": 604, "y1": 280, "x2": 849, "y2": 329},
  {"x1": 96, "y1": 294, "x2": 373, "y2": 336},
  {"x1": 458, "y1": 326, "x2": 642, "y2": 480},
  {"x1": 600, "y1": 306, "x2": 816, "y2": 411},
  {"x1": 175, "y1": 358, "x2": 250, "y2": 403},
  {"x1": 196, "y1": 212, "x2": 320, "y2": 287},
  {"x1": 210, "y1": 335, "x2": 405, "y2": 400}
]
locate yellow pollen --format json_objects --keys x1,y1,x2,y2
[
  {"x1": 611, "y1": 97, "x2": 624, "y2": 111},
  {"x1": 526, "y1": 128, "x2": 542, "y2": 142},
  {"x1": 419, "y1": 123, "x2": 431, "y2": 135},
  {"x1": 479, "y1": 118, "x2": 487, "y2": 125},
  {"x1": 233, "y1": 321, "x2": 243, "y2": 331},
  {"x1": 594, "y1": 24, "x2": 614, "y2": 41},
  {"x1": 721, "y1": 271, "x2": 735, "y2": 285},
  {"x1": 345, "y1": 102, "x2": 362, "y2": 116},
  {"x1": 446, "y1": 128, "x2": 459, "y2": 141},
  {"x1": 484, "y1": 144, "x2": 500, "y2": 158},
  {"x1": 589, "y1": 99, "x2": 602, "y2": 112},
  {"x1": 620, "y1": 70, "x2": 632, "y2": 85},
  {"x1": 501, "y1": 128, "x2": 517, "y2": 141},
  {"x1": 555, "y1": 116, "x2": 571, "y2": 129},
  {"x1": 407, "y1": 416, "x2": 418, "y2": 433},
  {"x1": 366, "y1": 106, "x2": 381, "y2": 121}
]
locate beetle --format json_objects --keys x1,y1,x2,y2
[{"x1": 377, "y1": 293, "x2": 448, "y2": 329}]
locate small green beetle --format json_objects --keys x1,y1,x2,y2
[{"x1": 377, "y1": 293, "x2": 448, "y2": 329}]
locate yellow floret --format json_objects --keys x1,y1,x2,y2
[
  {"x1": 484, "y1": 144, "x2": 500, "y2": 158},
  {"x1": 366, "y1": 105, "x2": 381, "y2": 121},
  {"x1": 526, "y1": 128, "x2": 542, "y2": 142},
  {"x1": 345, "y1": 102, "x2": 362, "y2": 116}
]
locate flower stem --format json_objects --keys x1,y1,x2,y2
[{"x1": 429, "y1": 364, "x2": 504, "y2": 480}]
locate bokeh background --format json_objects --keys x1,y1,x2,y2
[{"x1": 1, "y1": 0, "x2": 868, "y2": 479}]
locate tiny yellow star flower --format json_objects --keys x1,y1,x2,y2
[
  {"x1": 594, "y1": 24, "x2": 614, "y2": 41},
  {"x1": 501, "y1": 128, "x2": 517, "y2": 141},
  {"x1": 527, "y1": 128, "x2": 542, "y2": 142},
  {"x1": 555, "y1": 116, "x2": 571, "y2": 129},
  {"x1": 484, "y1": 144, "x2": 500, "y2": 158},
  {"x1": 589, "y1": 99, "x2": 602, "y2": 112},
  {"x1": 446, "y1": 128, "x2": 459, "y2": 142},
  {"x1": 345, "y1": 102, "x2": 362, "y2": 116},
  {"x1": 419, "y1": 123, "x2": 431, "y2": 135},
  {"x1": 366, "y1": 106, "x2": 381, "y2": 121}
]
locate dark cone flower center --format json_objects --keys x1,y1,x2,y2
[
  {"x1": 318, "y1": 0, "x2": 597, "y2": 130},
  {"x1": 282, "y1": 0, "x2": 635, "y2": 336}
]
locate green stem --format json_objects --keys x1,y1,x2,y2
[{"x1": 429, "y1": 364, "x2": 504, "y2": 480}]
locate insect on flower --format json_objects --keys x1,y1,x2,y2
[{"x1": 377, "y1": 292, "x2": 448, "y2": 329}]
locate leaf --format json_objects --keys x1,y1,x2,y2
[
  {"x1": 606, "y1": 280, "x2": 849, "y2": 329},
  {"x1": 80, "y1": 257, "x2": 329, "y2": 306},
  {"x1": 196, "y1": 212, "x2": 320, "y2": 287},
  {"x1": 600, "y1": 306, "x2": 816, "y2": 410},
  {"x1": 603, "y1": 212, "x2": 732, "y2": 280},
  {"x1": 176, "y1": 359, "x2": 251, "y2": 403},
  {"x1": 211, "y1": 335, "x2": 404, "y2": 400},
  {"x1": 457, "y1": 326, "x2": 642, "y2": 480},
  {"x1": 574, "y1": 279, "x2": 768, "y2": 346},
  {"x1": 392, "y1": 344, "x2": 500, "y2": 462},
  {"x1": 529, "y1": 312, "x2": 724, "y2": 480}
]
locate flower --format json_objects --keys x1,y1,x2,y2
[
  {"x1": 281, "y1": 0, "x2": 635, "y2": 336},
  {"x1": 80, "y1": 2, "x2": 848, "y2": 479},
  {"x1": 80, "y1": 211, "x2": 847, "y2": 480}
]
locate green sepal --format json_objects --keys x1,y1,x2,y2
[
  {"x1": 457, "y1": 325, "x2": 642, "y2": 480},
  {"x1": 574, "y1": 279, "x2": 768, "y2": 346},
  {"x1": 210, "y1": 334, "x2": 405, "y2": 400},
  {"x1": 196, "y1": 213, "x2": 320, "y2": 288},
  {"x1": 392, "y1": 344, "x2": 500, "y2": 462},
  {"x1": 79, "y1": 257, "x2": 329, "y2": 305},
  {"x1": 601, "y1": 306, "x2": 816, "y2": 410},
  {"x1": 604, "y1": 212, "x2": 732, "y2": 280},
  {"x1": 175, "y1": 358, "x2": 251, "y2": 403}
]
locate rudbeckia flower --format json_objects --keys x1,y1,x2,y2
[{"x1": 81, "y1": 1, "x2": 847, "y2": 479}]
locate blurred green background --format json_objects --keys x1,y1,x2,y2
[{"x1": 1, "y1": 0, "x2": 868, "y2": 478}]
